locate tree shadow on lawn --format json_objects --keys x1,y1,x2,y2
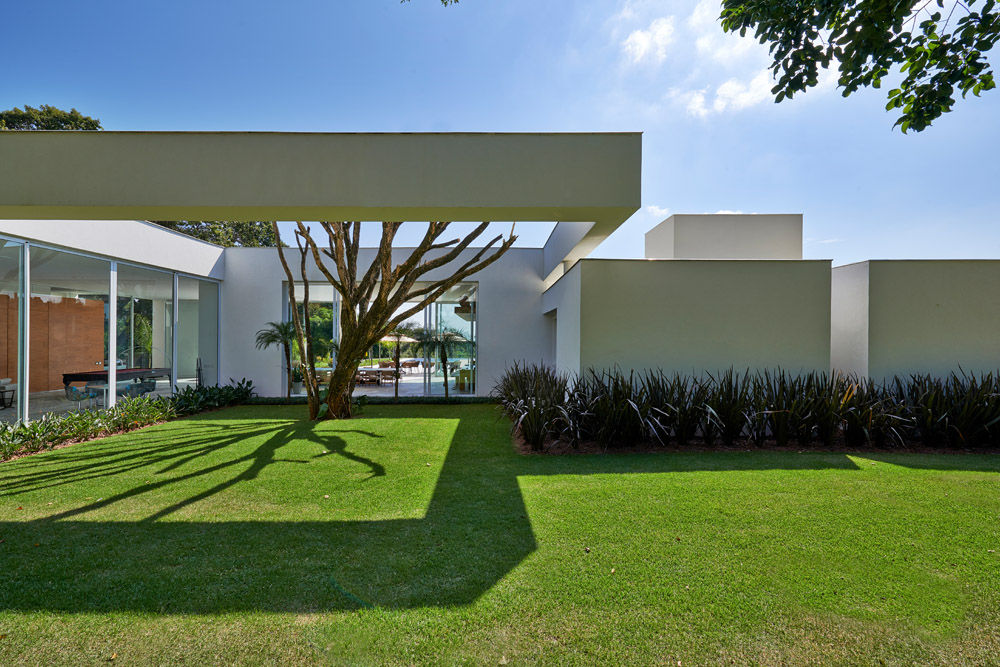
[{"x1": 0, "y1": 407, "x2": 866, "y2": 613}]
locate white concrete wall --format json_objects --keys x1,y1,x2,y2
[
  {"x1": 866, "y1": 261, "x2": 1000, "y2": 381},
  {"x1": 574, "y1": 259, "x2": 831, "y2": 375},
  {"x1": 220, "y1": 246, "x2": 551, "y2": 397},
  {"x1": 645, "y1": 214, "x2": 803, "y2": 260},
  {"x1": 541, "y1": 262, "x2": 582, "y2": 376},
  {"x1": 0, "y1": 219, "x2": 224, "y2": 278},
  {"x1": 830, "y1": 262, "x2": 870, "y2": 377}
]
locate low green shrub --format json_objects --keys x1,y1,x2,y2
[
  {"x1": 494, "y1": 365, "x2": 1000, "y2": 452},
  {"x1": 0, "y1": 396, "x2": 177, "y2": 461},
  {"x1": 0, "y1": 379, "x2": 256, "y2": 461},
  {"x1": 171, "y1": 378, "x2": 256, "y2": 415}
]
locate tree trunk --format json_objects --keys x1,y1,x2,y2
[
  {"x1": 283, "y1": 345, "x2": 292, "y2": 398},
  {"x1": 325, "y1": 358, "x2": 358, "y2": 419}
]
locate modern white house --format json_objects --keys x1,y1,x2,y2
[{"x1": 0, "y1": 131, "x2": 997, "y2": 423}]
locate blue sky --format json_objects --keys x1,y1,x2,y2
[{"x1": 4, "y1": 0, "x2": 999, "y2": 264}]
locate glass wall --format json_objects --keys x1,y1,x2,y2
[
  {"x1": 0, "y1": 235, "x2": 222, "y2": 421},
  {"x1": 177, "y1": 276, "x2": 219, "y2": 389},
  {"x1": 425, "y1": 283, "x2": 478, "y2": 396},
  {"x1": 28, "y1": 247, "x2": 111, "y2": 418},
  {"x1": 0, "y1": 241, "x2": 23, "y2": 424},
  {"x1": 117, "y1": 264, "x2": 174, "y2": 399}
]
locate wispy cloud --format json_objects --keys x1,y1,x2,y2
[
  {"x1": 645, "y1": 204, "x2": 671, "y2": 218},
  {"x1": 608, "y1": 0, "x2": 837, "y2": 119},
  {"x1": 622, "y1": 17, "x2": 676, "y2": 65}
]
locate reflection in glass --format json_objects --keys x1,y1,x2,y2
[
  {"x1": 427, "y1": 283, "x2": 478, "y2": 396},
  {"x1": 28, "y1": 247, "x2": 110, "y2": 418},
  {"x1": 0, "y1": 241, "x2": 23, "y2": 423},
  {"x1": 177, "y1": 277, "x2": 219, "y2": 389},
  {"x1": 117, "y1": 264, "x2": 174, "y2": 398}
]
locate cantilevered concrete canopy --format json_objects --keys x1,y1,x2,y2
[{"x1": 0, "y1": 131, "x2": 641, "y2": 278}]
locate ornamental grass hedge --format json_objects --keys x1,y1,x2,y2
[{"x1": 493, "y1": 364, "x2": 1000, "y2": 452}]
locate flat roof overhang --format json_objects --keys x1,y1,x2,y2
[{"x1": 0, "y1": 131, "x2": 640, "y2": 281}]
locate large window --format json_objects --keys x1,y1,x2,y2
[
  {"x1": 425, "y1": 283, "x2": 478, "y2": 396},
  {"x1": 28, "y1": 247, "x2": 111, "y2": 419},
  {"x1": 0, "y1": 241, "x2": 23, "y2": 423},
  {"x1": 177, "y1": 276, "x2": 220, "y2": 389},
  {"x1": 117, "y1": 264, "x2": 174, "y2": 399},
  {"x1": 0, "y1": 235, "x2": 222, "y2": 422}
]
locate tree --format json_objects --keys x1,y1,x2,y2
[
  {"x1": 720, "y1": 0, "x2": 999, "y2": 131},
  {"x1": 151, "y1": 220, "x2": 279, "y2": 247},
  {"x1": 273, "y1": 221, "x2": 515, "y2": 420},
  {"x1": 414, "y1": 327, "x2": 468, "y2": 399},
  {"x1": 0, "y1": 105, "x2": 101, "y2": 130},
  {"x1": 255, "y1": 321, "x2": 298, "y2": 398}
]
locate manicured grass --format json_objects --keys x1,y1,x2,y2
[{"x1": 2, "y1": 404, "x2": 1000, "y2": 664}]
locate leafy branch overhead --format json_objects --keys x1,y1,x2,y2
[{"x1": 720, "y1": 0, "x2": 999, "y2": 131}]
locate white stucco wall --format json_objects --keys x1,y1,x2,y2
[
  {"x1": 220, "y1": 246, "x2": 551, "y2": 397},
  {"x1": 0, "y1": 219, "x2": 224, "y2": 278},
  {"x1": 866, "y1": 260, "x2": 1000, "y2": 380},
  {"x1": 573, "y1": 259, "x2": 831, "y2": 375},
  {"x1": 645, "y1": 214, "x2": 803, "y2": 260},
  {"x1": 830, "y1": 262, "x2": 870, "y2": 377},
  {"x1": 541, "y1": 262, "x2": 582, "y2": 376}
]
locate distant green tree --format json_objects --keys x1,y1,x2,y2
[
  {"x1": 152, "y1": 221, "x2": 279, "y2": 247},
  {"x1": 720, "y1": 0, "x2": 999, "y2": 131},
  {"x1": 0, "y1": 105, "x2": 102, "y2": 130}
]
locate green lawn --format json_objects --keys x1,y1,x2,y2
[{"x1": 2, "y1": 404, "x2": 999, "y2": 665}]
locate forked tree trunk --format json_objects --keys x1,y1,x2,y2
[{"x1": 274, "y1": 220, "x2": 516, "y2": 420}]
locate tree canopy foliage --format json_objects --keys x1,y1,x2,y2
[
  {"x1": 0, "y1": 105, "x2": 102, "y2": 130},
  {"x1": 151, "y1": 221, "x2": 280, "y2": 247},
  {"x1": 720, "y1": 0, "x2": 999, "y2": 131}
]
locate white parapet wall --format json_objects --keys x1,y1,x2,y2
[
  {"x1": 544, "y1": 258, "x2": 831, "y2": 376},
  {"x1": 645, "y1": 214, "x2": 803, "y2": 260},
  {"x1": 832, "y1": 260, "x2": 1000, "y2": 380}
]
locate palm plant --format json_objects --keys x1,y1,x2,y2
[
  {"x1": 255, "y1": 320, "x2": 297, "y2": 398},
  {"x1": 414, "y1": 326, "x2": 468, "y2": 398}
]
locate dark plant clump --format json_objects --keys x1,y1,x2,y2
[
  {"x1": 1, "y1": 379, "x2": 256, "y2": 461},
  {"x1": 494, "y1": 366, "x2": 1000, "y2": 452}
]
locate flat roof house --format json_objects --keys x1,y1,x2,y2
[{"x1": 0, "y1": 131, "x2": 997, "y2": 423}]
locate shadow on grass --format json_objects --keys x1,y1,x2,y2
[{"x1": 0, "y1": 407, "x2": 868, "y2": 613}]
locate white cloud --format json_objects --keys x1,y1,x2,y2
[
  {"x1": 712, "y1": 69, "x2": 772, "y2": 112},
  {"x1": 622, "y1": 16, "x2": 676, "y2": 65},
  {"x1": 646, "y1": 204, "x2": 671, "y2": 218},
  {"x1": 686, "y1": 0, "x2": 762, "y2": 66},
  {"x1": 714, "y1": 209, "x2": 745, "y2": 214}
]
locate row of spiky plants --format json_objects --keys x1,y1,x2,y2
[{"x1": 493, "y1": 365, "x2": 1000, "y2": 451}]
